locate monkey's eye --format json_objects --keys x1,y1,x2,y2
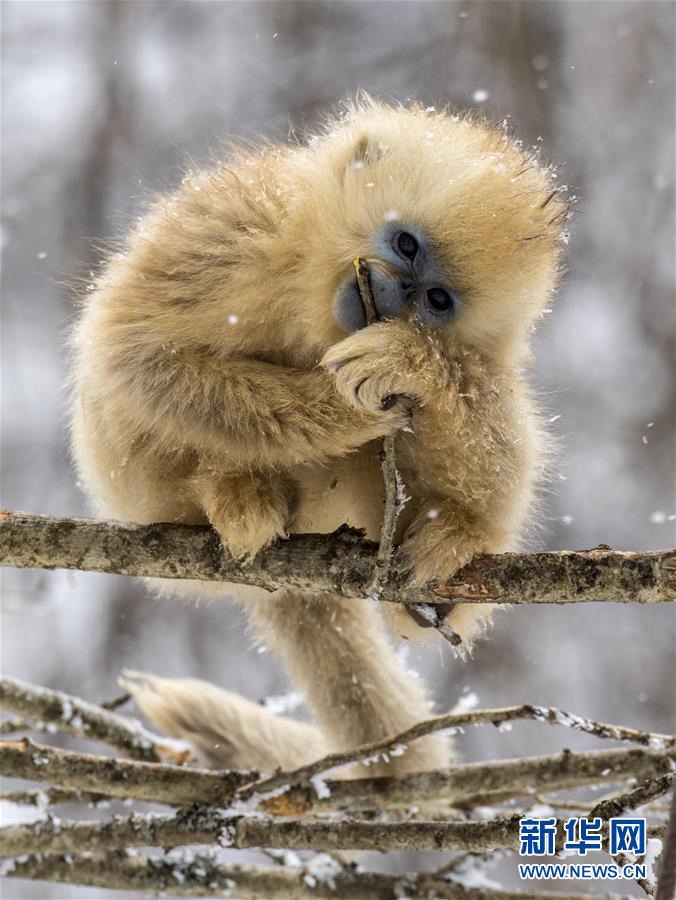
[
  {"x1": 426, "y1": 287, "x2": 453, "y2": 312},
  {"x1": 396, "y1": 232, "x2": 419, "y2": 261}
]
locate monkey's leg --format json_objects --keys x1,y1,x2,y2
[
  {"x1": 243, "y1": 590, "x2": 451, "y2": 776},
  {"x1": 121, "y1": 672, "x2": 328, "y2": 770},
  {"x1": 193, "y1": 468, "x2": 295, "y2": 561}
]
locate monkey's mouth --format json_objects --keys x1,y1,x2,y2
[
  {"x1": 333, "y1": 265, "x2": 411, "y2": 333},
  {"x1": 333, "y1": 277, "x2": 369, "y2": 332}
]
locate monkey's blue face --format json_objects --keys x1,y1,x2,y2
[{"x1": 333, "y1": 223, "x2": 461, "y2": 332}]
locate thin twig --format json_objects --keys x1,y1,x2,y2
[
  {"x1": 0, "y1": 787, "x2": 110, "y2": 808},
  {"x1": 100, "y1": 692, "x2": 131, "y2": 711},
  {"x1": 591, "y1": 775, "x2": 673, "y2": 897},
  {"x1": 237, "y1": 704, "x2": 675, "y2": 801},
  {"x1": 353, "y1": 257, "x2": 401, "y2": 595},
  {"x1": 589, "y1": 773, "x2": 674, "y2": 820},
  {"x1": 0, "y1": 675, "x2": 193, "y2": 764},
  {"x1": 0, "y1": 717, "x2": 48, "y2": 736},
  {"x1": 353, "y1": 258, "x2": 462, "y2": 644},
  {"x1": 656, "y1": 783, "x2": 676, "y2": 900}
]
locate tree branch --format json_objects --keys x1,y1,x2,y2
[
  {"x1": 1, "y1": 851, "x2": 598, "y2": 899},
  {"x1": 3, "y1": 738, "x2": 672, "y2": 814},
  {"x1": 236, "y1": 704, "x2": 675, "y2": 802},
  {"x1": 2, "y1": 510, "x2": 674, "y2": 605},
  {"x1": 0, "y1": 808, "x2": 527, "y2": 856},
  {"x1": 589, "y1": 773, "x2": 674, "y2": 820},
  {"x1": 0, "y1": 675, "x2": 193, "y2": 764},
  {"x1": 263, "y1": 746, "x2": 676, "y2": 816},
  {"x1": 0, "y1": 739, "x2": 256, "y2": 807}
]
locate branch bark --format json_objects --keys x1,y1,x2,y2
[
  {"x1": 0, "y1": 739, "x2": 256, "y2": 807},
  {"x1": 263, "y1": 746, "x2": 676, "y2": 817},
  {"x1": 1, "y1": 851, "x2": 599, "y2": 899},
  {"x1": 3, "y1": 738, "x2": 672, "y2": 814},
  {"x1": 0, "y1": 808, "x2": 527, "y2": 856},
  {"x1": 2, "y1": 510, "x2": 674, "y2": 605},
  {"x1": 237, "y1": 704, "x2": 675, "y2": 802}
]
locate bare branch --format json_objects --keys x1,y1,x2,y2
[
  {"x1": 6, "y1": 747, "x2": 671, "y2": 858},
  {"x1": 5, "y1": 785, "x2": 668, "y2": 858},
  {"x1": 2, "y1": 510, "x2": 674, "y2": 605},
  {"x1": 0, "y1": 675, "x2": 193, "y2": 764},
  {"x1": 2, "y1": 851, "x2": 598, "y2": 899},
  {"x1": 262, "y1": 746, "x2": 676, "y2": 816},
  {"x1": 0, "y1": 717, "x2": 46, "y2": 736},
  {"x1": 0, "y1": 787, "x2": 109, "y2": 808},
  {"x1": 589, "y1": 773, "x2": 674, "y2": 820},
  {"x1": 3, "y1": 737, "x2": 671, "y2": 815},
  {"x1": 238, "y1": 704, "x2": 675, "y2": 801},
  {"x1": 0, "y1": 739, "x2": 256, "y2": 806},
  {"x1": 0, "y1": 807, "x2": 526, "y2": 856},
  {"x1": 656, "y1": 784, "x2": 676, "y2": 900}
]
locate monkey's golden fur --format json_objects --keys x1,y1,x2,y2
[{"x1": 72, "y1": 99, "x2": 565, "y2": 776}]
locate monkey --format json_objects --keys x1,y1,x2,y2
[{"x1": 71, "y1": 97, "x2": 566, "y2": 777}]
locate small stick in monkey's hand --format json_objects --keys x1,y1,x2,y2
[{"x1": 352, "y1": 257, "x2": 461, "y2": 646}]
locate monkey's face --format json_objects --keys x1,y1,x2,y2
[
  {"x1": 293, "y1": 101, "x2": 567, "y2": 361},
  {"x1": 334, "y1": 222, "x2": 461, "y2": 333}
]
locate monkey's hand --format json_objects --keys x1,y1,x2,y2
[{"x1": 321, "y1": 320, "x2": 447, "y2": 416}]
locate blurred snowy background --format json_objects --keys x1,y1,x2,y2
[{"x1": 1, "y1": 1, "x2": 674, "y2": 897}]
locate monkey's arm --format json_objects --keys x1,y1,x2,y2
[
  {"x1": 101, "y1": 345, "x2": 406, "y2": 468},
  {"x1": 322, "y1": 319, "x2": 535, "y2": 583}
]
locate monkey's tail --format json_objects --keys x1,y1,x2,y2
[{"x1": 119, "y1": 671, "x2": 328, "y2": 770}]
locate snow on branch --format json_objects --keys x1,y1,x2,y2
[
  {"x1": 0, "y1": 675, "x2": 193, "y2": 764},
  {"x1": 1, "y1": 678, "x2": 672, "y2": 895},
  {"x1": 1, "y1": 510, "x2": 674, "y2": 606},
  {"x1": 2, "y1": 736, "x2": 672, "y2": 813},
  {"x1": 1, "y1": 767, "x2": 671, "y2": 859},
  {"x1": 0, "y1": 738, "x2": 256, "y2": 807},
  {"x1": 236, "y1": 703, "x2": 675, "y2": 803}
]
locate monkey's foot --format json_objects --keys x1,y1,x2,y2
[{"x1": 194, "y1": 470, "x2": 292, "y2": 562}]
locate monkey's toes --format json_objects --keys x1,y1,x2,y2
[{"x1": 215, "y1": 513, "x2": 288, "y2": 563}]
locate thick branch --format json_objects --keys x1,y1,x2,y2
[
  {"x1": 0, "y1": 739, "x2": 255, "y2": 806},
  {"x1": 2, "y1": 852, "x2": 597, "y2": 899},
  {"x1": 0, "y1": 808, "x2": 525, "y2": 856},
  {"x1": 2, "y1": 511, "x2": 674, "y2": 605},
  {"x1": 3, "y1": 738, "x2": 671, "y2": 814},
  {"x1": 0, "y1": 675, "x2": 192, "y2": 764},
  {"x1": 262, "y1": 746, "x2": 676, "y2": 816},
  {"x1": 6, "y1": 763, "x2": 669, "y2": 860}
]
